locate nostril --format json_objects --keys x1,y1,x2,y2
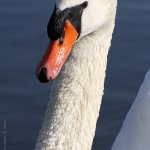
[
  {"x1": 38, "y1": 67, "x2": 49, "y2": 83},
  {"x1": 59, "y1": 31, "x2": 65, "y2": 45},
  {"x1": 59, "y1": 36, "x2": 64, "y2": 45}
]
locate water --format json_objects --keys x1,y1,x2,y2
[{"x1": 0, "y1": 0, "x2": 150, "y2": 149}]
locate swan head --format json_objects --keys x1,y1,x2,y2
[
  {"x1": 36, "y1": 0, "x2": 116, "y2": 82},
  {"x1": 56, "y1": 0, "x2": 116, "y2": 38}
]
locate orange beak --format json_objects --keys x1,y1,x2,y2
[{"x1": 36, "y1": 20, "x2": 78, "y2": 82}]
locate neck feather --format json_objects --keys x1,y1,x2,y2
[{"x1": 35, "y1": 18, "x2": 115, "y2": 150}]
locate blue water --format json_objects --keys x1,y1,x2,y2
[{"x1": 0, "y1": 0, "x2": 150, "y2": 149}]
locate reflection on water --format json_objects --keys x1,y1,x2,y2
[{"x1": 0, "y1": 0, "x2": 150, "y2": 149}]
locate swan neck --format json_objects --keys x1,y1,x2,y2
[{"x1": 35, "y1": 18, "x2": 116, "y2": 150}]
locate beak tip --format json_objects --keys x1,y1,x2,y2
[{"x1": 37, "y1": 67, "x2": 50, "y2": 83}]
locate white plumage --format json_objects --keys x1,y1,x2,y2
[
  {"x1": 112, "y1": 69, "x2": 150, "y2": 150},
  {"x1": 35, "y1": 0, "x2": 117, "y2": 149},
  {"x1": 35, "y1": 0, "x2": 150, "y2": 150}
]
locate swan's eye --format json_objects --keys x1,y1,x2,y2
[{"x1": 81, "y1": 1, "x2": 88, "y2": 9}]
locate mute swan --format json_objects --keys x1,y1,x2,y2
[
  {"x1": 35, "y1": 0, "x2": 117, "y2": 149},
  {"x1": 111, "y1": 69, "x2": 150, "y2": 150}
]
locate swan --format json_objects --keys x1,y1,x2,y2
[
  {"x1": 111, "y1": 69, "x2": 150, "y2": 150},
  {"x1": 35, "y1": 0, "x2": 117, "y2": 149}
]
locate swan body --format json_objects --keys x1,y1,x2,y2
[
  {"x1": 35, "y1": 0, "x2": 117, "y2": 149},
  {"x1": 112, "y1": 69, "x2": 150, "y2": 150}
]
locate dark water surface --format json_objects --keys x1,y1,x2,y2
[{"x1": 0, "y1": 0, "x2": 150, "y2": 149}]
